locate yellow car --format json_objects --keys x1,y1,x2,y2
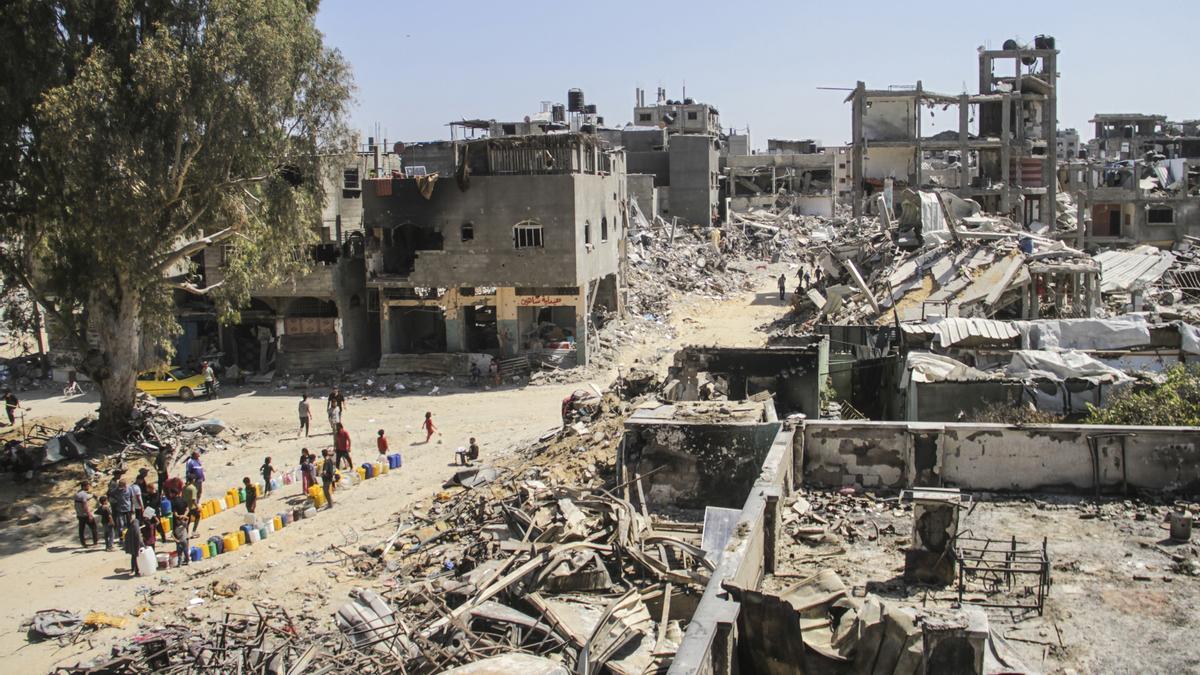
[{"x1": 135, "y1": 368, "x2": 208, "y2": 400}]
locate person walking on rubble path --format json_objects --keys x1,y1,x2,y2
[
  {"x1": 334, "y1": 423, "x2": 353, "y2": 470},
  {"x1": 421, "y1": 411, "x2": 438, "y2": 444},
  {"x1": 777, "y1": 273, "x2": 787, "y2": 301},
  {"x1": 320, "y1": 449, "x2": 336, "y2": 509},
  {"x1": 201, "y1": 361, "x2": 217, "y2": 400},
  {"x1": 327, "y1": 400, "x2": 341, "y2": 437},
  {"x1": 3, "y1": 389, "x2": 25, "y2": 426},
  {"x1": 298, "y1": 394, "x2": 312, "y2": 437},
  {"x1": 74, "y1": 481, "x2": 98, "y2": 547}
]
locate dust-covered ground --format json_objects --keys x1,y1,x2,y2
[{"x1": 0, "y1": 264, "x2": 793, "y2": 672}]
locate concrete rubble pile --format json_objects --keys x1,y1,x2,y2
[
  {"x1": 311, "y1": 394, "x2": 714, "y2": 673},
  {"x1": 626, "y1": 198, "x2": 754, "y2": 319},
  {"x1": 51, "y1": 603, "x2": 375, "y2": 674}
]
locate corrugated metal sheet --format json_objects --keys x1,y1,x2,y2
[
  {"x1": 1094, "y1": 249, "x2": 1175, "y2": 293},
  {"x1": 901, "y1": 318, "x2": 1020, "y2": 347}
]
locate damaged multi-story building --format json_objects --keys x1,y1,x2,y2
[
  {"x1": 362, "y1": 132, "x2": 625, "y2": 372},
  {"x1": 611, "y1": 88, "x2": 722, "y2": 228},
  {"x1": 178, "y1": 144, "x2": 398, "y2": 376},
  {"x1": 723, "y1": 138, "x2": 840, "y2": 217},
  {"x1": 848, "y1": 36, "x2": 1060, "y2": 229},
  {"x1": 1075, "y1": 114, "x2": 1200, "y2": 244}
]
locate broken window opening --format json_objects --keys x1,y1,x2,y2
[
  {"x1": 584, "y1": 220, "x2": 592, "y2": 246},
  {"x1": 1148, "y1": 207, "x2": 1174, "y2": 225},
  {"x1": 513, "y1": 220, "x2": 544, "y2": 250},
  {"x1": 461, "y1": 222, "x2": 474, "y2": 242},
  {"x1": 638, "y1": 113, "x2": 652, "y2": 122},
  {"x1": 687, "y1": 111, "x2": 698, "y2": 120},
  {"x1": 600, "y1": 217, "x2": 608, "y2": 242}
]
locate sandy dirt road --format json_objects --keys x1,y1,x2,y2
[{"x1": 0, "y1": 263, "x2": 793, "y2": 672}]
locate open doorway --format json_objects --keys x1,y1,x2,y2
[
  {"x1": 463, "y1": 304, "x2": 498, "y2": 352},
  {"x1": 388, "y1": 306, "x2": 447, "y2": 353}
]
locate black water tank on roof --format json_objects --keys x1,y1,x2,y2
[
  {"x1": 1034, "y1": 34, "x2": 1055, "y2": 50},
  {"x1": 1002, "y1": 38, "x2": 1020, "y2": 51},
  {"x1": 568, "y1": 88, "x2": 585, "y2": 113},
  {"x1": 551, "y1": 104, "x2": 566, "y2": 122},
  {"x1": 584, "y1": 104, "x2": 597, "y2": 114}
]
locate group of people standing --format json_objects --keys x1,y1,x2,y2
[{"x1": 72, "y1": 446, "x2": 208, "y2": 576}]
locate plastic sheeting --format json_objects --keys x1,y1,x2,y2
[
  {"x1": 902, "y1": 352, "x2": 992, "y2": 387},
  {"x1": 1021, "y1": 315, "x2": 1152, "y2": 351},
  {"x1": 1176, "y1": 321, "x2": 1200, "y2": 355},
  {"x1": 1005, "y1": 350, "x2": 1131, "y2": 384}
]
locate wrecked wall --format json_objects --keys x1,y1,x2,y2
[
  {"x1": 669, "y1": 425, "x2": 796, "y2": 675},
  {"x1": 624, "y1": 419, "x2": 783, "y2": 510},
  {"x1": 803, "y1": 421, "x2": 1200, "y2": 493}
]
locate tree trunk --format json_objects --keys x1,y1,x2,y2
[{"x1": 93, "y1": 279, "x2": 142, "y2": 437}]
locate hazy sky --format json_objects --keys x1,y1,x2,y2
[{"x1": 316, "y1": 0, "x2": 1198, "y2": 149}]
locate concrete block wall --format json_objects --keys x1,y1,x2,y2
[
  {"x1": 669, "y1": 425, "x2": 796, "y2": 675},
  {"x1": 669, "y1": 135, "x2": 719, "y2": 226},
  {"x1": 803, "y1": 421, "x2": 1200, "y2": 493}
]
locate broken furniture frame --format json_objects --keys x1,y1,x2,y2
[{"x1": 954, "y1": 535, "x2": 1050, "y2": 615}]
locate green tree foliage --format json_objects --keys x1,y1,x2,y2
[
  {"x1": 1084, "y1": 365, "x2": 1200, "y2": 426},
  {"x1": 0, "y1": 0, "x2": 352, "y2": 432}
]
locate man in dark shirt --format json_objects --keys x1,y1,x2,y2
[
  {"x1": 3, "y1": 390, "x2": 21, "y2": 426},
  {"x1": 320, "y1": 449, "x2": 336, "y2": 509},
  {"x1": 327, "y1": 386, "x2": 345, "y2": 412},
  {"x1": 154, "y1": 446, "x2": 170, "y2": 495}
]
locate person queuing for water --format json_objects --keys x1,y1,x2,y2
[
  {"x1": 327, "y1": 386, "x2": 346, "y2": 434},
  {"x1": 124, "y1": 511, "x2": 145, "y2": 577},
  {"x1": 421, "y1": 412, "x2": 438, "y2": 444},
  {"x1": 96, "y1": 495, "x2": 115, "y2": 551},
  {"x1": 185, "y1": 451, "x2": 205, "y2": 502},
  {"x1": 172, "y1": 508, "x2": 190, "y2": 567},
  {"x1": 300, "y1": 448, "x2": 316, "y2": 494},
  {"x1": 73, "y1": 481, "x2": 98, "y2": 548},
  {"x1": 376, "y1": 429, "x2": 389, "y2": 463},
  {"x1": 334, "y1": 423, "x2": 353, "y2": 470},
  {"x1": 154, "y1": 445, "x2": 170, "y2": 495},
  {"x1": 243, "y1": 477, "x2": 257, "y2": 514},
  {"x1": 261, "y1": 457, "x2": 274, "y2": 494},
  {"x1": 298, "y1": 394, "x2": 312, "y2": 437},
  {"x1": 182, "y1": 475, "x2": 200, "y2": 535},
  {"x1": 107, "y1": 473, "x2": 131, "y2": 538},
  {"x1": 320, "y1": 449, "x2": 336, "y2": 509}
]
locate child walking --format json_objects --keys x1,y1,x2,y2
[
  {"x1": 261, "y1": 457, "x2": 274, "y2": 494},
  {"x1": 422, "y1": 412, "x2": 438, "y2": 444}
]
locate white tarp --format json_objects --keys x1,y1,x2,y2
[
  {"x1": 919, "y1": 191, "x2": 950, "y2": 243},
  {"x1": 1176, "y1": 321, "x2": 1200, "y2": 355},
  {"x1": 1005, "y1": 350, "x2": 1131, "y2": 384},
  {"x1": 902, "y1": 352, "x2": 992, "y2": 387},
  {"x1": 1021, "y1": 315, "x2": 1152, "y2": 351}
]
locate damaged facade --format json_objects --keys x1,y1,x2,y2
[
  {"x1": 363, "y1": 132, "x2": 626, "y2": 370},
  {"x1": 849, "y1": 37, "x2": 1060, "y2": 230},
  {"x1": 1076, "y1": 114, "x2": 1200, "y2": 244}
]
